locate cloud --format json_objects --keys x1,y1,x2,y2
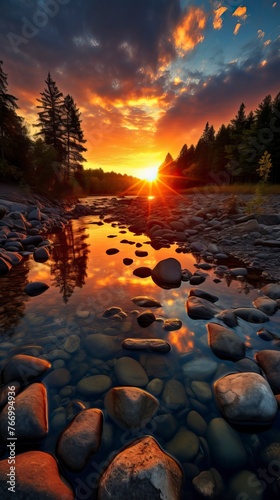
[
  {"x1": 257, "y1": 29, "x2": 265, "y2": 39},
  {"x1": 233, "y1": 22, "x2": 241, "y2": 35},
  {"x1": 173, "y1": 7, "x2": 207, "y2": 55},
  {"x1": 213, "y1": 6, "x2": 227, "y2": 30},
  {"x1": 232, "y1": 6, "x2": 247, "y2": 19}
]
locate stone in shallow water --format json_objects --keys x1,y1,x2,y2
[
  {"x1": 228, "y1": 470, "x2": 264, "y2": 500},
  {"x1": 234, "y1": 307, "x2": 269, "y2": 323},
  {"x1": 151, "y1": 257, "x2": 181, "y2": 287},
  {"x1": 215, "y1": 309, "x2": 238, "y2": 328},
  {"x1": 163, "y1": 318, "x2": 182, "y2": 331},
  {"x1": 146, "y1": 378, "x2": 164, "y2": 396},
  {"x1": 191, "y1": 381, "x2": 212, "y2": 403},
  {"x1": 1, "y1": 354, "x2": 51, "y2": 385},
  {"x1": 192, "y1": 469, "x2": 224, "y2": 499},
  {"x1": 207, "y1": 322, "x2": 246, "y2": 361},
  {"x1": 24, "y1": 281, "x2": 49, "y2": 297},
  {"x1": 64, "y1": 335, "x2": 80, "y2": 353},
  {"x1": 114, "y1": 357, "x2": 149, "y2": 387},
  {"x1": 187, "y1": 410, "x2": 207, "y2": 436},
  {"x1": 123, "y1": 258, "x2": 133, "y2": 266},
  {"x1": 186, "y1": 296, "x2": 220, "y2": 320},
  {"x1": 214, "y1": 372, "x2": 277, "y2": 425},
  {"x1": 132, "y1": 296, "x2": 162, "y2": 308},
  {"x1": 84, "y1": 333, "x2": 120, "y2": 359},
  {"x1": 188, "y1": 288, "x2": 219, "y2": 303},
  {"x1": 76, "y1": 374, "x2": 112, "y2": 397},
  {"x1": 255, "y1": 349, "x2": 280, "y2": 393},
  {"x1": 57, "y1": 409, "x2": 103, "y2": 471},
  {"x1": 34, "y1": 247, "x2": 50, "y2": 263},
  {"x1": 162, "y1": 379, "x2": 187, "y2": 409},
  {"x1": 0, "y1": 383, "x2": 48, "y2": 442},
  {"x1": 133, "y1": 267, "x2": 151, "y2": 278},
  {"x1": 189, "y1": 275, "x2": 206, "y2": 285},
  {"x1": 104, "y1": 386, "x2": 159, "y2": 430},
  {"x1": 182, "y1": 357, "x2": 218, "y2": 381},
  {"x1": 207, "y1": 418, "x2": 247, "y2": 470},
  {"x1": 166, "y1": 426, "x2": 200, "y2": 462},
  {"x1": 43, "y1": 368, "x2": 71, "y2": 388},
  {"x1": 103, "y1": 306, "x2": 123, "y2": 317},
  {"x1": 260, "y1": 283, "x2": 280, "y2": 300},
  {"x1": 0, "y1": 451, "x2": 74, "y2": 499},
  {"x1": 106, "y1": 248, "x2": 119, "y2": 255},
  {"x1": 137, "y1": 311, "x2": 156, "y2": 328},
  {"x1": 98, "y1": 436, "x2": 182, "y2": 500},
  {"x1": 122, "y1": 338, "x2": 170, "y2": 353},
  {"x1": 253, "y1": 296, "x2": 278, "y2": 316}
]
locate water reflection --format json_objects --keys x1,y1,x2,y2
[{"x1": 0, "y1": 262, "x2": 30, "y2": 334}]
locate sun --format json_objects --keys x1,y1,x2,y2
[{"x1": 140, "y1": 166, "x2": 159, "y2": 182}]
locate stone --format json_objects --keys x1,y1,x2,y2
[
  {"x1": 122, "y1": 338, "x2": 170, "y2": 353},
  {"x1": 234, "y1": 358, "x2": 262, "y2": 374},
  {"x1": 151, "y1": 258, "x2": 181, "y2": 287},
  {"x1": 64, "y1": 335, "x2": 81, "y2": 353},
  {"x1": 84, "y1": 334, "x2": 120, "y2": 359},
  {"x1": 97, "y1": 436, "x2": 182, "y2": 500},
  {"x1": 260, "y1": 442, "x2": 280, "y2": 468},
  {"x1": 106, "y1": 248, "x2": 119, "y2": 255},
  {"x1": 103, "y1": 306, "x2": 123, "y2": 317},
  {"x1": 214, "y1": 372, "x2": 277, "y2": 425},
  {"x1": 34, "y1": 247, "x2": 50, "y2": 263},
  {"x1": 153, "y1": 413, "x2": 178, "y2": 439},
  {"x1": 207, "y1": 418, "x2": 247, "y2": 470},
  {"x1": 192, "y1": 469, "x2": 224, "y2": 499},
  {"x1": 215, "y1": 309, "x2": 238, "y2": 327},
  {"x1": 191, "y1": 381, "x2": 212, "y2": 403},
  {"x1": 236, "y1": 219, "x2": 261, "y2": 233},
  {"x1": 260, "y1": 283, "x2": 280, "y2": 300},
  {"x1": 76, "y1": 375, "x2": 112, "y2": 397},
  {"x1": 24, "y1": 281, "x2": 49, "y2": 297},
  {"x1": 137, "y1": 311, "x2": 156, "y2": 328},
  {"x1": 43, "y1": 368, "x2": 71, "y2": 388},
  {"x1": 135, "y1": 250, "x2": 148, "y2": 257},
  {"x1": 0, "y1": 451, "x2": 74, "y2": 499},
  {"x1": 253, "y1": 296, "x2": 278, "y2": 316},
  {"x1": 234, "y1": 307, "x2": 269, "y2": 323},
  {"x1": 162, "y1": 379, "x2": 187, "y2": 409},
  {"x1": 228, "y1": 470, "x2": 264, "y2": 500},
  {"x1": 182, "y1": 357, "x2": 218, "y2": 381},
  {"x1": 188, "y1": 288, "x2": 219, "y2": 303},
  {"x1": 123, "y1": 258, "x2": 133, "y2": 266},
  {"x1": 163, "y1": 318, "x2": 182, "y2": 331},
  {"x1": 0, "y1": 256, "x2": 12, "y2": 275},
  {"x1": 255, "y1": 350, "x2": 280, "y2": 393},
  {"x1": 133, "y1": 267, "x2": 151, "y2": 278},
  {"x1": 1, "y1": 354, "x2": 51, "y2": 385},
  {"x1": 57, "y1": 409, "x2": 103, "y2": 471},
  {"x1": 186, "y1": 297, "x2": 220, "y2": 319},
  {"x1": 189, "y1": 275, "x2": 206, "y2": 285},
  {"x1": 0, "y1": 383, "x2": 47, "y2": 442},
  {"x1": 146, "y1": 378, "x2": 164, "y2": 397},
  {"x1": 207, "y1": 323, "x2": 246, "y2": 361},
  {"x1": 114, "y1": 357, "x2": 149, "y2": 387},
  {"x1": 187, "y1": 410, "x2": 207, "y2": 436},
  {"x1": 166, "y1": 426, "x2": 200, "y2": 462},
  {"x1": 104, "y1": 387, "x2": 159, "y2": 430},
  {"x1": 229, "y1": 267, "x2": 248, "y2": 276},
  {"x1": 190, "y1": 242, "x2": 206, "y2": 252},
  {"x1": 132, "y1": 296, "x2": 162, "y2": 308}
]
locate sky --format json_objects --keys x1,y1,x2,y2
[{"x1": 0, "y1": 0, "x2": 280, "y2": 179}]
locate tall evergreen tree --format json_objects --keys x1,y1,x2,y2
[
  {"x1": 62, "y1": 95, "x2": 87, "y2": 180},
  {"x1": 0, "y1": 60, "x2": 19, "y2": 160},
  {"x1": 36, "y1": 72, "x2": 65, "y2": 162}
]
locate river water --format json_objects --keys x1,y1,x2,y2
[{"x1": 0, "y1": 195, "x2": 280, "y2": 499}]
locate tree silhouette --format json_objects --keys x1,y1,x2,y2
[{"x1": 62, "y1": 95, "x2": 87, "y2": 181}]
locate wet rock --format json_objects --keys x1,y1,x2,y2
[
  {"x1": 0, "y1": 451, "x2": 74, "y2": 499},
  {"x1": 187, "y1": 410, "x2": 207, "y2": 436},
  {"x1": 123, "y1": 258, "x2": 133, "y2": 266},
  {"x1": 207, "y1": 323, "x2": 246, "y2": 361},
  {"x1": 151, "y1": 257, "x2": 181, "y2": 288},
  {"x1": 186, "y1": 296, "x2": 220, "y2": 319},
  {"x1": 234, "y1": 358, "x2": 262, "y2": 374},
  {"x1": 103, "y1": 306, "x2": 123, "y2": 317},
  {"x1": 192, "y1": 469, "x2": 224, "y2": 499},
  {"x1": 57, "y1": 409, "x2": 103, "y2": 471},
  {"x1": 182, "y1": 357, "x2": 218, "y2": 381},
  {"x1": 43, "y1": 368, "x2": 71, "y2": 388},
  {"x1": 135, "y1": 250, "x2": 148, "y2": 257},
  {"x1": 162, "y1": 380, "x2": 187, "y2": 409},
  {"x1": 207, "y1": 418, "x2": 247, "y2": 470},
  {"x1": 98, "y1": 436, "x2": 182, "y2": 500},
  {"x1": 1, "y1": 354, "x2": 51, "y2": 385},
  {"x1": 84, "y1": 334, "x2": 120, "y2": 359},
  {"x1": 228, "y1": 470, "x2": 264, "y2": 500},
  {"x1": 106, "y1": 248, "x2": 119, "y2": 255},
  {"x1": 181, "y1": 268, "x2": 192, "y2": 281},
  {"x1": 189, "y1": 275, "x2": 206, "y2": 285},
  {"x1": 191, "y1": 381, "x2": 212, "y2": 403},
  {"x1": 190, "y1": 242, "x2": 206, "y2": 253},
  {"x1": 260, "y1": 283, "x2": 280, "y2": 300},
  {"x1": 133, "y1": 267, "x2": 151, "y2": 278},
  {"x1": 122, "y1": 338, "x2": 170, "y2": 353},
  {"x1": 163, "y1": 318, "x2": 182, "y2": 331},
  {"x1": 255, "y1": 350, "x2": 280, "y2": 393},
  {"x1": 253, "y1": 296, "x2": 278, "y2": 316},
  {"x1": 0, "y1": 383, "x2": 48, "y2": 442},
  {"x1": 146, "y1": 378, "x2": 164, "y2": 397},
  {"x1": 260, "y1": 442, "x2": 280, "y2": 470},
  {"x1": 188, "y1": 288, "x2": 219, "y2": 303},
  {"x1": 132, "y1": 296, "x2": 162, "y2": 308},
  {"x1": 215, "y1": 309, "x2": 238, "y2": 327},
  {"x1": 166, "y1": 426, "x2": 200, "y2": 462},
  {"x1": 64, "y1": 335, "x2": 81, "y2": 354},
  {"x1": 24, "y1": 281, "x2": 49, "y2": 297},
  {"x1": 34, "y1": 247, "x2": 50, "y2": 263},
  {"x1": 153, "y1": 413, "x2": 178, "y2": 439},
  {"x1": 234, "y1": 307, "x2": 269, "y2": 323},
  {"x1": 137, "y1": 311, "x2": 156, "y2": 328},
  {"x1": 114, "y1": 357, "x2": 149, "y2": 387},
  {"x1": 256, "y1": 328, "x2": 278, "y2": 341},
  {"x1": 104, "y1": 387, "x2": 159, "y2": 430},
  {"x1": 229, "y1": 267, "x2": 248, "y2": 276},
  {"x1": 214, "y1": 372, "x2": 277, "y2": 425},
  {"x1": 76, "y1": 375, "x2": 112, "y2": 397},
  {"x1": 0, "y1": 256, "x2": 12, "y2": 275}
]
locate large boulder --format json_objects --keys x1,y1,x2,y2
[
  {"x1": 151, "y1": 258, "x2": 181, "y2": 288},
  {"x1": 207, "y1": 323, "x2": 245, "y2": 361},
  {"x1": 1, "y1": 354, "x2": 51, "y2": 385},
  {"x1": 260, "y1": 283, "x2": 280, "y2": 300},
  {"x1": 255, "y1": 350, "x2": 280, "y2": 393},
  {"x1": 207, "y1": 418, "x2": 247, "y2": 470},
  {"x1": 214, "y1": 372, "x2": 278, "y2": 425},
  {"x1": 0, "y1": 451, "x2": 74, "y2": 499},
  {"x1": 98, "y1": 436, "x2": 182, "y2": 500}
]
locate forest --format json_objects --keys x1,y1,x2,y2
[{"x1": 1, "y1": 59, "x2": 280, "y2": 195}]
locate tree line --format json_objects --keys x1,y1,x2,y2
[
  {"x1": 0, "y1": 61, "x2": 138, "y2": 195},
  {"x1": 159, "y1": 92, "x2": 280, "y2": 187}
]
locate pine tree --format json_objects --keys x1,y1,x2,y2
[
  {"x1": 62, "y1": 95, "x2": 87, "y2": 180},
  {"x1": 36, "y1": 72, "x2": 65, "y2": 163},
  {"x1": 0, "y1": 60, "x2": 19, "y2": 160}
]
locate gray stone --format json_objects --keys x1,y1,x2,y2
[
  {"x1": 166, "y1": 426, "x2": 200, "y2": 462},
  {"x1": 260, "y1": 283, "x2": 280, "y2": 300},
  {"x1": 234, "y1": 307, "x2": 269, "y2": 323},
  {"x1": 151, "y1": 257, "x2": 181, "y2": 287},
  {"x1": 182, "y1": 357, "x2": 218, "y2": 381},
  {"x1": 253, "y1": 296, "x2": 278, "y2": 315},
  {"x1": 187, "y1": 410, "x2": 207, "y2": 436},
  {"x1": 34, "y1": 247, "x2": 50, "y2": 263},
  {"x1": 146, "y1": 378, "x2": 164, "y2": 396},
  {"x1": 76, "y1": 375, "x2": 112, "y2": 397},
  {"x1": 57, "y1": 409, "x2": 103, "y2": 471},
  {"x1": 207, "y1": 418, "x2": 247, "y2": 470},
  {"x1": 114, "y1": 357, "x2": 149, "y2": 387},
  {"x1": 97, "y1": 436, "x2": 182, "y2": 500},
  {"x1": 84, "y1": 334, "x2": 120, "y2": 359},
  {"x1": 191, "y1": 381, "x2": 212, "y2": 403},
  {"x1": 186, "y1": 297, "x2": 220, "y2": 319},
  {"x1": 192, "y1": 469, "x2": 224, "y2": 499},
  {"x1": 43, "y1": 368, "x2": 71, "y2": 388},
  {"x1": 215, "y1": 309, "x2": 238, "y2": 327},
  {"x1": 64, "y1": 335, "x2": 81, "y2": 353},
  {"x1": 207, "y1": 323, "x2": 246, "y2": 361},
  {"x1": 214, "y1": 372, "x2": 277, "y2": 425},
  {"x1": 188, "y1": 288, "x2": 219, "y2": 303},
  {"x1": 0, "y1": 451, "x2": 74, "y2": 499}
]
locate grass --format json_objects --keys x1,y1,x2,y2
[{"x1": 182, "y1": 183, "x2": 280, "y2": 195}]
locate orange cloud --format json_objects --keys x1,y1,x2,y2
[
  {"x1": 174, "y1": 7, "x2": 207, "y2": 55},
  {"x1": 232, "y1": 6, "x2": 247, "y2": 19},
  {"x1": 233, "y1": 23, "x2": 242, "y2": 35},
  {"x1": 213, "y1": 6, "x2": 227, "y2": 30}
]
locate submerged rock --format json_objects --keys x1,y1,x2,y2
[
  {"x1": 182, "y1": 357, "x2": 218, "y2": 381},
  {"x1": 122, "y1": 338, "x2": 170, "y2": 353},
  {"x1": 207, "y1": 418, "x2": 247, "y2": 470},
  {"x1": 114, "y1": 357, "x2": 149, "y2": 387},
  {"x1": 207, "y1": 323, "x2": 246, "y2": 361},
  {"x1": 215, "y1": 309, "x2": 238, "y2": 328},
  {"x1": 234, "y1": 307, "x2": 269, "y2": 323},
  {"x1": 0, "y1": 451, "x2": 74, "y2": 499},
  {"x1": 98, "y1": 436, "x2": 182, "y2": 500},
  {"x1": 57, "y1": 409, "x2": 103, "y2": 471},
  {"x1": 166, "y1": 426, "x2": 200, "y2": 462},
  {"x1": 255, "y1": 350, "x2": 280, "y2": 393},
  {"x1": 76, "y1": 375, "x2": 112, "y2": 397},
  {"x1": 214, "y1": 372, "x2": 277, "y2": 425},
  {"x1": 192, "y1": 469, "x2": 224, "y2": 499},
  {"x1": 84, "y1": 334, "x2": 120, "y2": 359},
  {"x1": 188, "y1": 288, "x2": 219, "y2": 303},
  {"x1": 186, "y1": 296, "x2": 220, "y2": 319},
  {"x1": 104, "y1": 387, "x2": 159, "y2": 430}
]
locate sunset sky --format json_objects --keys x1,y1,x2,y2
[{"x1": 0, "y1": 0, "x2": 280, "y2": 179}]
